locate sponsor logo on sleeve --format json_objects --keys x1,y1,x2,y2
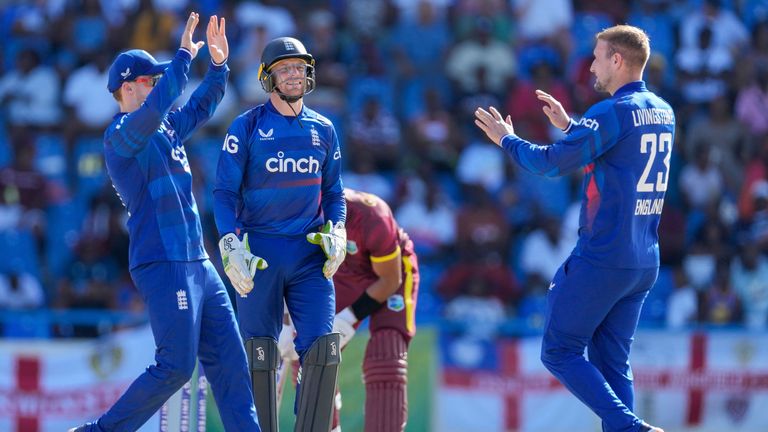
[
  {"x1": 387, "y1": 294, "x2": 405, "y2": 312},
  {"x1": 578, "y1": 117, "x2": 600, "y2": 131}
]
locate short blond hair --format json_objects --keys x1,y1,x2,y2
[{"x1": 596, "y1": 25, "x2": 651, "y2": 70}]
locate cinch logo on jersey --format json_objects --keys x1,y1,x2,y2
[
  {"x1": 578, "y1": 117, "x2": 600, "y2": 131},
  {"x1": 265, "y1": 151, "x2": 320, "y2": 173}
]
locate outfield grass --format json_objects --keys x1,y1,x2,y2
[{"x1": 206, "y1": 326, "x2": 436, "y2": 431}]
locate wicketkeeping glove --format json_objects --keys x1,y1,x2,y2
[
  {"x1": 333, "y1": 307, "x2": 358, "y2": 349},
  {"x1": 218, "y1": 233, "x2": 268, "y2": 297},
  {"x1": 306, "y1": 220, "x2": 347, "y2": 279}
]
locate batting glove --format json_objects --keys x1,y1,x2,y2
[
  {"x1": 306, "y1": 220, "x2": 347, "y2": 279},
  {"x1": 278, "y1": 322, "x2": 299, "y2": 361},
  {"x1": 333, "y1": 307, "x2": 358, "y2": 349},
  {"x1": 218, "y1": 233, "x2": 268, "y2": 297}
]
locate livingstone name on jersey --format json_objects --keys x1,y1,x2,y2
[
  {"x1": 631, "y1": 108, "x2": 674, "y2": 127},
  {"x1": 266, "y1": 151, "x2": 320, "y2": 173},
  {"x1": 635, "y1": 198, "x2": 664, "y2": 215}
]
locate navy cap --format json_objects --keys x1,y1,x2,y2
[{"x1": 107, "y1": 49, "x2": 170, "y2": 92}]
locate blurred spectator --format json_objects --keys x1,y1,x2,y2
[
  {"x1": 518, "y1": 215, "x2": 574, "y2": 292},
  {"x1": 737, "y1": 140, "x2": 768, "y2": 221},
  {"x1": 684, "y1": 95, "x2": 748, "y2": 195},
  {"x1": 343, "y1": 151, "x2": 395, "y2": 203},
  {"x1": 235, "y1": 0, "x2": 297, "y2": 41},
  {"x1": 735, "y1": 62, "x2": 768, "y2": 137},
  {"x1": 389, "y1": 0, "x2": 452, "y2": 119},
  {"x1": 0, "y1": 48, "x2": 61, "y2": 134},
  {"x1": 443, "y1": 275, "x2": 508, "y2": 340},
  {"x1": 747, "y1": 180, "x2": 768, "y2": 250},
  {"x1": 505, "y1": 58, "x2": 572, "y2": 144},
  {"x1": 512, "y1": 0, "x2": 573, "y2": 61},
  {"x1": 683, "y1": 217, "x2": 731, "y2": 290},
  {"x1": 395, "y1": 176, "x2": 456, "y2": 261},
  {"x1": 347, "y1": 95, "x2": 401, "y2": 171},
  {"x1": 53, "y1": 238, "x2": 118, "y2": 337},
  {"x1": 744, "y1": 20, "x2": 768, "y2": 72},
  {"x1": 666, "y1": 265, "x2": 698, "y2": 329},
  {"x1": 454, "y1": 65, "x2": 503, "y2": 123},
  {"x1": 644, "y1": 54, "x2": 683, "y2": 117},
  {"x1": 406, "y1": 87, "x2": 462, "y2": 171},
  {"x1": 301, "y1": 8, "x2": 350, "y2": 115},
  {"x1": 0, "y1": 134, "x2": 62, "y2": 250},
  {"x1": 455, "y1": 138, "x2": 505, "y2": 193},
  {"x1": 436, "y1": 254, "x2": 520, "y2": 310},
  {"x1": 658, "y1": 204, "x2": 687, "y2": 266},
  {"x1": 344, "y1": 0, "x2": 397, "y2": 39},
  {"x1": 63, "y1": 51, "x2": 117, "y2": 143},
  {"x1": 451, "y1": 0, "x2": 513, "y2": 43},
  {"x1": 678, "y1": 144, "x2": 724, "y2": 212},
  {"x1": 128, "y1": 0, "x2": 179, "y2": 54},
  {"x1": 445, "y1": 17, "x2": 516, "y2": 95},
  {"x1": 676, "y1": 25, "x2": 732, "y2": 106},
  {"x1": 700, "y1": 259, "x2": 742, "y2": 325},
  {"x1": 628, "y1": 1, "x2": 677, "y2": 63},
  {"x1": 731, "y1": 240, "x2": 768, "y2": 329},
  {"x1": 455, "y1": 184, "x2": 509, "y2": 259},
  {"x1": 679, "y1": 0, "x2": 748, "y2": 56},
  {"x1": 0, "y1": 271, "x2": 44, "y2": 310},
  {"x1": 66, "y1": 0, "x2": 108, "y2": 58},
  {"x1": 392, "y1": 0, "x2": 451, "y2": 23}
]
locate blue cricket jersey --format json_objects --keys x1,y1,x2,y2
[
  {"x1": 213, "y1": 100, "x2": 345, "y2": 237},
  {"x1": 103, "y1": 49, "x2": 229, "y2": 269},
  {"x1": 501, "y1": 81, "x2": 675, "y2": 269}
]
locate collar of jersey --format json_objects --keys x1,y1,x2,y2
[
  {"x1": 265, "y1": 99, "x2": 306, "y2": 119},
  {"x1": 614, "y1": 80, "x2": 646, "y2": 97}
]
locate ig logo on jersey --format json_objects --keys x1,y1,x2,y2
[{"x1": 222, "y1": 134, "x2": 239, "y2": 154}]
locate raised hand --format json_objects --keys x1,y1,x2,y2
[
  {"x1": 535, "y1": 89, "x2": 571, "y2": 130},
  {"x1": 474, "y1": 106, "x2": 515, "y2": 147},
  {"x1": 206, "y1": 15, "x2": 228, "y2": 64},
  {"x1": 180, "y1": 12, "x2": 206, "y2": 60}
]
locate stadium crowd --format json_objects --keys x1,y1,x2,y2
[{"x1": 1, "y1": 0, "x2": 767, "y2": 339}]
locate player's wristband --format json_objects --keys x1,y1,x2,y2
[
  {"x1": 561, "y1": 118, "x2": 576, "y2": 133},
  {"x1": 350, "y1": 291, "x2": 384, "y2": 320}
]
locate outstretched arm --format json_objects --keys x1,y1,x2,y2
[{"x1": 168, "y1": 15, "x2": 230, "y2": 141}]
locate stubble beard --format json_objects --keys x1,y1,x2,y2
[{"x1": 593, "y1": 74, "x2": 610, "y2": 94}]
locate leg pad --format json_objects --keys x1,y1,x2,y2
[
  {"x1": 246, "y1": 337, "x2": 280, "y2": 432},
  {"x1": 294, "y1": 333, "x2": 341, "y2": 432}
]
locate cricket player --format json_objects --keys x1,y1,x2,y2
[
  {"x1": 475, "y1": 25, "x2": 670, "y2": 432},
  {"x1": 69, "y1": 13, "x2": 261, "y2": 432},
  {"x1": 213, "y1": 36, "x2": 346, "y2": 432},
  {"x1": 279, "y1": 188, "x2": 419, "y2": 431}
]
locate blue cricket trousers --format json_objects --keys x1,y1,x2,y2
[
  {"x1": 236, "y1": 233, "x2": 335, "y2": 358},
  {"x1": 97, "y1": 260, "x2": 260, "y2": 432},
  {"x1": 541, "y1": 255, "x2": 658, "y2": 432}
]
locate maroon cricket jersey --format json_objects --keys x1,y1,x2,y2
[{"x1": 333, "y1": 189, "x2": 416, "y2": 312}]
